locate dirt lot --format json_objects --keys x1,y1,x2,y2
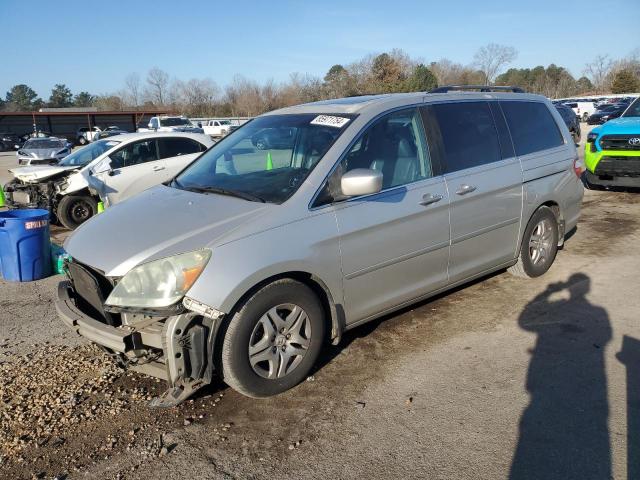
[{"x1": 0, "y1": 129, "x2": 639, "y2": 479}]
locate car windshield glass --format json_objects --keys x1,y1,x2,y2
[
  {"x1": 25, "y1": 139, "x2": 63, "y2": 149},
  {"x1": 161, "y1": 118, "x2": 190, "y2": 126},
  {"x1": 622, "y1": 100, "x2": 640, "y2": 117},
  {"x1": 173, "y1": 113, "x2": 354, "y2": 204},
  {"x1": 58, "y1": 140, "x2": 119, "y2": 167}
]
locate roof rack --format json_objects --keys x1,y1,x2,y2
[{"x1": 429, "y1": 85, "x2": 525, "y2": 93}]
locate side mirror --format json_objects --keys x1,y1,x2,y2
[
  {"x1": 92, "y1": 157, "x2": 112, "y2": 175},
  {"x1": 340, "y1": 168, "x2": 383, "y2": 197}
]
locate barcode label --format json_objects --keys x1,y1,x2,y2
[{"x1": 310, "y1": 115, "x2": 350, "y2": 128}]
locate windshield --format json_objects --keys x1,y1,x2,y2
[
  {"x1": 622, "y1": 98, "x2": 640, "y2": 117},
  {"x1": 25, "y1": 139, "x2": 63, "y2": 149},
  {"x1": 58, "y1": 139, "x2": 119, "y2": 167},
  {"x1": 161, "y1": 117, "x2": 191, "y2": 127},
  {"x1": 173, "y1": 113, "x2": 354, "y2": 203}
]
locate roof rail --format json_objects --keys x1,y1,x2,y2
[{"x1": 429, "y1": 85, "x2": 525, "y2": 94}]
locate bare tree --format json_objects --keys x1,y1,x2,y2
[
  {"x1": 473, "y1": 44, "x2": 518, "y2": 85},
  {"x1": 177, "y1": 78, "x2": 220, "y2": 116},
  {"x1": 124, "y1": 73, "x2": 141, "y2": 108},
  {"x1": 583, "y1": 55, "x2": 613, "y2": 94},
  {"x1": 430, "y1": 58, "x2": 484, "y2": 86},
  {"x1": 145, "y1": 67, "x2": 169, "y2": 105}
]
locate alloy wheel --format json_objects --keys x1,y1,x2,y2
[
  {"x1": 529, "y1": 219, "x2": 554, "y2": 266},
  {"x1": 248, "y1": 303, "x2": 311, "y2": 379}
]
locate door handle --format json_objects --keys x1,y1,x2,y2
[
  {"x1": 419, "y1": 193, "x2": 443, "y2": 206},
  {"x1": 455, "y1": 184, "x2": 477, "y2": 195},
  {"x1": 153, "y1": 165, "x2": 166, "y2": 172}
]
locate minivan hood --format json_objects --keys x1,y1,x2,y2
[
  {"x1": 65, "y1": 185, "x2": 270, "y2": 277},
  {"x1": 10, "y1": 165, "x2": 79, "y2": 182}
]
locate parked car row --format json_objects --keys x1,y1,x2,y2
[{"x1": 553, "y1": 96, "x2": 636, "y2": 125}]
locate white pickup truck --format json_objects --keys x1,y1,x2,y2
[
  {"x1": 137, "y1": 116, "x2": 204, "y2": 134},
  {"x1": 201, "y1": 119, "x2": 237, "y2": 138}
]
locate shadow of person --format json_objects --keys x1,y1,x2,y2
[
  {"x1": 617, "y1": 335, "x2": 640, "y2": 480},
  {"x1": 510, "y1": 273, "x2": 612, "y2": 480}
]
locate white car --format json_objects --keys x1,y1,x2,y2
[
  {"x1": 76, "y1": 126, "x2": 102, "y2": 145},
  {"x1": 137, "y1": 115, "x2": 204, "y2": 134},
  {"x1": 4, "y1": 132, "x2": 213, "y2": 229},
  {"x1": 563, "y1": 101, "x2": 596, "y2": 122},
  {"x1": 201, "y1": 119, "x2": 237, "y2": 138}
]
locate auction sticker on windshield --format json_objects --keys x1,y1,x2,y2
[{"x1": 310, "y1": 115, "x2": 350, "y2": 128}]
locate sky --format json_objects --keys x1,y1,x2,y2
[{"x1": 1, "y1": 0, "x2": 639, "y2": 99}]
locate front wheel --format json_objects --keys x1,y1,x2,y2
[
  {"x1": 508, "y1": 206, "x2": 559, "y2": 278},
  {"x1": 57, "y1": 194, "x2": 98, "y2": 230},
  {"x1": 582, "y1": 112, "x2": 589, "y2": 122},
  {"x1": 220, "y1": 279, "x2": 325, "y2": 398},
  {"x1": 254, "y1": 138, "x2": 268, "y2": 150}
]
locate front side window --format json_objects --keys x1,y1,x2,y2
[
  {"x1": 173, "y1": 113, "x2": 352, "y2": 204},
  {"x1": 110, "y1": 139, "x2": 159, "y2": 169},
  {"x1": 501, "y1": 101, "x2": 564, "y2": 156},
  {"x1": 331, "y1": 107, "x2": 431, "y2": 193},
  {"x1": 425, "y1": 101, "x2": 501, "y2": 173},
  {"x1": 58, "y1": 139, "x2": 120, "y2": 167}
]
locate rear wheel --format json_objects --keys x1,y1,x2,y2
[
  {"x1": 582, "y1": 112, "x2": 589, "y2": 122},
  {"x1": 508, "y1": 207, "x2": 559, "y2": 278},
  {"x1": 220, "y1": 279, "x2": 325, "y2": 398},
  {"x1": 57, "y1": 194, "x2": 98, "y2": 230},
  {"x1": 78, "y1": 136, "x2": 87, "y2": 146},
  {"x1": 255, "y1": 138, "x2": 268, "y2": 150}
]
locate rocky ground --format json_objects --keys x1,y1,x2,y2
[{"x1": 0, "y1": 134, "x2": 639, "y2": 479}]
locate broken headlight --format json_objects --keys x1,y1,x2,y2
[{"x1": 105, "y1": 250, "x2": 211, "y2": 309}]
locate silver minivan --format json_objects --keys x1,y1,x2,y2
[{"x1": 57, "y1": 87, "x2": 584, "y2": 405}]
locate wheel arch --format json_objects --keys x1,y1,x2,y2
[
  {"x1": 224, "y1": 271, "x2": 344, "y2": 346},
  {"x1": 520, "y1": 200, "x2": 564, "y2": 254}
]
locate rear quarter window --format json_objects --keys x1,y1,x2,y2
[{"x1": 501, "y1": 101, "x2": 564, "y2": 156}]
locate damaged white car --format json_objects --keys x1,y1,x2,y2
[{"x1": 4, "y1": 132, "x2": 213, "y2": 229}]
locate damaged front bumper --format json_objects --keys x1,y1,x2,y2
[
  {"x1": 56, "y1": 279, "x2": 224, "y2": 406},
  {"x1": 3, "y1": 177, "x2": 66, "y2": 214}
]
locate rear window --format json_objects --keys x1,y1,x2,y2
[{"x1": 501, "y1": 101, "x2": 564, "y2": 156}]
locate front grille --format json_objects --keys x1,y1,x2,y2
[
  {"x1": 600, "y1": 135, "x2": 640, "y2": 151},
  {"x1": 67, "y1": 261, "x2": 120, "y2": 325},
  {"x1": 594, "y1": 156, "x2": 640, "y2": 177}
]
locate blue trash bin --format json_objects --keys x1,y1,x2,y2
[{"x1": 0, "y1": 209, "x2": 52, "y2": 282}]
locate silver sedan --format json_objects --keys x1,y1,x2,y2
[{"x1": 16, "y1": 137, "x2": 72, "y2": 166}]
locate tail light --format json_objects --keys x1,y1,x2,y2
[{"x1": 573, "y1": 156, "x2": 584, "y2": 178}]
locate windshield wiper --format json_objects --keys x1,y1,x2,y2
[{"x1": 184, "y1": 185, "x2": 266, "y2": 203}]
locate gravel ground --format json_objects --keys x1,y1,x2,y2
[{"x1": 0, "y1": 127, "x2": 639, "y2": 479}]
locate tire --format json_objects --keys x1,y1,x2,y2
[
  {"x1": 78, "y1": 136, "x2": 87, "y2": 146},
  {"x1": 583, "y1": 112, "x2": 589, "y2": 122},
  {"x1": 255, "y1": 138, "x2": 268, "y2": 150},
  {"x1": 57, "y1": 195, "x2": 98, "y2": 230},
  {"x1": 508, "y1": 206, "x2": 559, "y2": 279},
  {"x1": 220, "y1": 279, "x2": 326, "y2": 398}
]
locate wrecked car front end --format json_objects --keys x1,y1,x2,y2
[
  {"x1": 4, "y1": 169, "x2": 75, "y2": 216},
  {"x1": 56, "y1": 257, "x2": 224, "y2": 407}
]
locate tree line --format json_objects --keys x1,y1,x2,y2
[{"x1": 3, "y1": 45, "x2": 639, "y2": 118}]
